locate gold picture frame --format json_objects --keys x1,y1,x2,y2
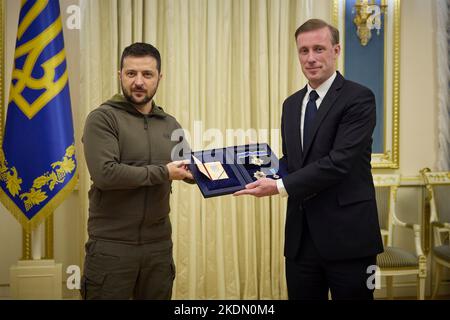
[{"x1": 332, "y1": 0, "x2": 400, "y2": 169}]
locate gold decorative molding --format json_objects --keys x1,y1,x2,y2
[
  {"x1": 44, "y1": 213, "x2": 54, "y2": 259},
  {"x1": 332, "y1": 0, "x2": 339, "y2": 27},
  {"x1": 372, "y1": 174, "x2": 400, "y2": 187},
  {"x1": 392, "y1": 0, "x2": 401, "y2": 169},
  {"x1": 399, "y1": 175, "x2": 424, "y2": 186},
  {"x1": 420, "y1": 171, "x2": 432, "y2": 256},
  {"x1": 22, "y1": 228, "x2": 32, "y2": 260},
  {"x1": 332, "y1": 0, "x2": 346, "y2": 75},
  {"x1": 418, "y1": 255, "x2": 427, "y2": 277},
  {"x1": 423, "y1": 171, "x2": 450, "y2": 185}
]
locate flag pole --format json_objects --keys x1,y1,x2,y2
[
  {"x1": 44, "y1": 213, "x2": 54, "y2": 259},
  {"x1": 22, "y1": 228, "x2": 32, "y2": 260}
]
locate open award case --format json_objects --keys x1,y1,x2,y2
[{"x1": 189, "y1": 143, "x2": 287, "y2": 198}]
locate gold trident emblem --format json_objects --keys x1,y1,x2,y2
[{"x1": 9, "y1": 3, "x2": 68, "y2": 120}]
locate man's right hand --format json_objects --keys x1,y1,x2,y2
[{"x1": 166, "y1": 160, "x2": 193, "y2": 181}]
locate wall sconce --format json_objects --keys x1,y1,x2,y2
[{"x1": 352, "y1": 0, "x2": 387, "y2": 46}]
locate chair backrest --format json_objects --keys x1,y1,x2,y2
[
  {"x1": 422, "y1": 171, "x2": 450, "y2": 224},
  {"x1": 422, "y1": 170, "x2": 450, "y2": 247},
  {"x1": 373, "y1": 174, "x2": 401, "y2": 247}
]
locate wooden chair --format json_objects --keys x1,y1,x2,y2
[
  {"x1": 421, "y1": 169, "x2": 450, "y2": 299},
  {"x1": 373, "y1": 174, "x2": 426, "y2": 300}
]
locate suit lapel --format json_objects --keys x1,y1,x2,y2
[
  {"x1": 286, "y1": 88, "x2": 307, "y2": 169},
  {"x1": 301, "y1": 73, "x2": 345, "y2": 165}
]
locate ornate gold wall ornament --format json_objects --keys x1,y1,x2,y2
[{"x1": 352, "y1": 0, "x2": 387, "y2": 46}]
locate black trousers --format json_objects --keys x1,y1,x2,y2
[{"x1": 285, "y1": 221, "x2": 377, "y2": 300}]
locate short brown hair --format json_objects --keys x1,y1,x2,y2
[
  {"x1": 120, "y1": 42, "x2": 161, "y2": 72},
  {"x1": 294, "y1": 19, "x2": 339, "y2": 45}
]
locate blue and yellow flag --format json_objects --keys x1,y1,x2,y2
[{"x1": 0, "y1": 0, "x2": 77, "y2": 231}]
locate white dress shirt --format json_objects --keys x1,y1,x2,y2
[{"x1": 276, "y1": 72, "x2": 337, "y2": 197}]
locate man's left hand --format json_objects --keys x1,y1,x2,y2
[{"x1": 233, "y1": 178, "x2": 279, "y2": 197}]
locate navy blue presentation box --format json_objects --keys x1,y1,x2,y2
[{"x1": 189, "y1": 143, "x2": 288, "y2": 198}]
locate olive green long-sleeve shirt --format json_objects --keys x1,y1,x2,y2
[{"x1": 83, "y1": 94, "x2": 186, "y2": 244}]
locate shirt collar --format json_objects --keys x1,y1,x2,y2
[{"x1": 306, "y1": 72, "x2": 337, "y2": 100}]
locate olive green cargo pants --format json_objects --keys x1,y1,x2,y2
[{"x1": 80, "y1": 238, "x2": 175, "y2": 300}]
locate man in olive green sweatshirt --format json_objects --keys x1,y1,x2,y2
[{"x1": 81, "y1": 43, "x2": 193, "y2": 300}]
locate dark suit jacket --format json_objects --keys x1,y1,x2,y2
[{"x1": 280, "y1": 72, "x2": 384, "y2": 261}]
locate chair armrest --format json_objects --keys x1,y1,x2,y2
[
  {"x1": 431, "y1": 221, "x2": 450, "y2": 230},
  {"x1": 392, "y1": 213, "x2": 425, "y2": 256},
  {"x1": 392, "y1": 212, "x2": 414, "y2": 229}
]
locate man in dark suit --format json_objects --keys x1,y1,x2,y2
[{"x1": 234, "y1": 19, "x2": 383, "y2": 300}]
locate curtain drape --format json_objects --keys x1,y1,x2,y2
[
  {"x1": 80, "y1": 0, "x2": 318, "y2": 299},
  {"x1": 436, "y1": 0, "x2": 450, "y2": 171}
]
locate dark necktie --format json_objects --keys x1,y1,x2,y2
[{"x1": 303, "y1": 90, "x2": 319, "y2": 148}]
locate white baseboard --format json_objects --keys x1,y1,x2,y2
[
  {"x1": 0, "y1": 286, "x2": 11, "y2": 300},
  {"x1": 0, "y1": 283, "x2": 80, "y2": 300}
]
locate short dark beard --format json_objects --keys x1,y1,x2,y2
[{"x1": 121, "y1": 83, "x2": 153, "y2": 107}]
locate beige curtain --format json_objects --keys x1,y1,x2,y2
[{"x1": 79, "y1": 0, "x2": 322, "y2": 299}]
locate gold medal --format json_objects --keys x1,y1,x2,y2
[
  {"x1": 253, "y1": 170, "x2": 266, "y2": 180},
  {"x1": 250, "y1": 156, "x2": 264, "y2": 166}
]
